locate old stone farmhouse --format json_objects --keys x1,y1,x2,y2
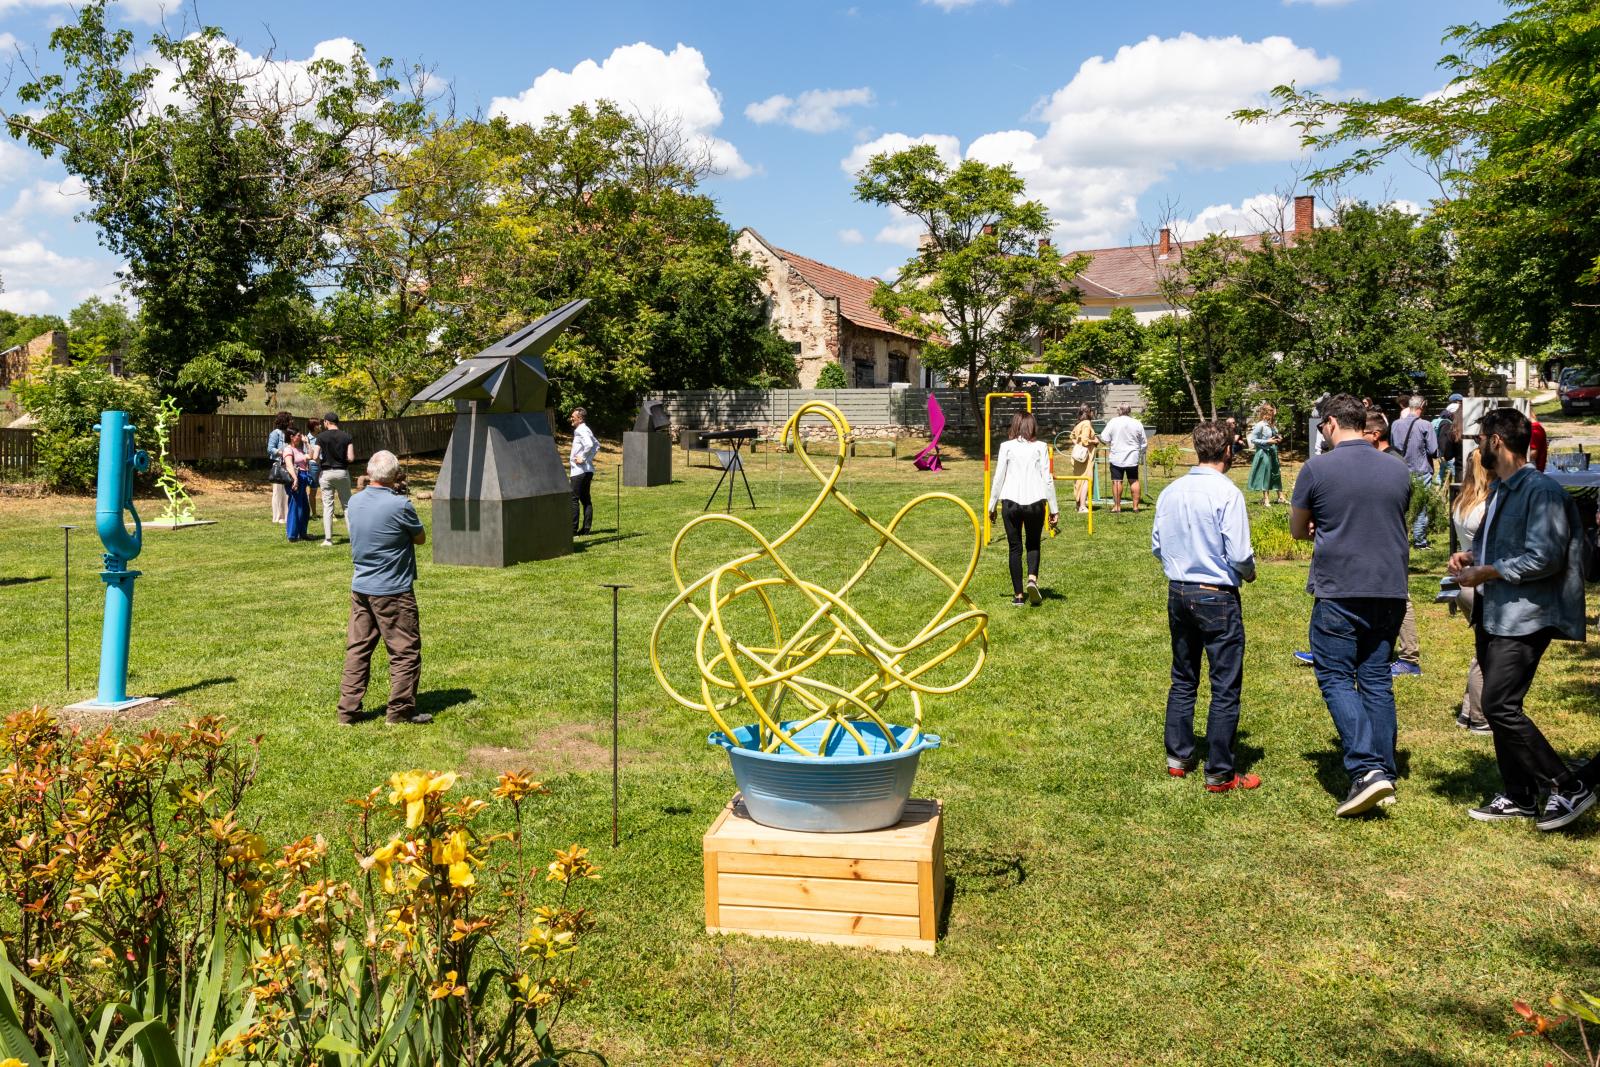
[
  {"x1": 737, "y1": 227, "x2": 927, "y2": 388},
  {"x1": 1068, "y1": 195, "x2": 1319, "y2": 322}
]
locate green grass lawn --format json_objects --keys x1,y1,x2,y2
[{"x1": 2, "y1": 448, "x2": 1598, "y2": 1065}]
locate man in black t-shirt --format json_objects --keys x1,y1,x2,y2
[
  {"x1": 1290, "y1": 394, "x2": 1413, "y2": 818},
  {"x1": 314, "y1": 412, "x2": 356, "y2": 546}
]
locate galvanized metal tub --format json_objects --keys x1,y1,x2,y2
[{"x1": 708, "y1": 721, "x2": 940, "y2": 832}]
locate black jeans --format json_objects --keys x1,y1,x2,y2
[
  {"x1": 1476, "y1": 626, "x2": 1574, "y2": 801},
  {"x1": 1001, "y1": 499, "x2": 1045, "y2": 595},
  {"x1": 1165, "y1": 582, "x2": 1245, "y2": 780},
  {"x1": 570, "y1": 471, "x2": 593, "y2": 533}
]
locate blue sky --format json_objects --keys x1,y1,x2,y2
[{"x1": 0, "y1": 0, "x2": 1503, "y2": 316}]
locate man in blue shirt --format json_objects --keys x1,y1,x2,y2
[
  {"x1": 337, "y1": 450, "x2": 430, "y2": 726},
  {"x1": 1151, "y1": 421, "x2": 1259, "y2": 793},
  {"x1": 1390, "y1": 395, "x2": 1439, "y2": 548},
  {"x1": 1291, "y1": 394, "x2": 1413, "y2": 816}
]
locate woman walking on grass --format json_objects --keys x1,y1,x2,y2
[
  {"x1": 1247, "y1": 403, "x2": 1286, "y2": 506},
  {"x1": 282, "y1": 430, "x2": 312, "y2": 542},
  {"x1": 987, "y1": 412, "x2": 1060, "y2": 607},
  {"x1": 1067, "y1": 404, "x2": 1097, "y2": 513},
  {"x1": 1450, "y1": 452, "x2": 1493, "y2": 733}
]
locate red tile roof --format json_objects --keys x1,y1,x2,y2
[
  {"x1": 761, "y1": 238, "x2": 924, "y2": 341},
  {"x1": 1066, "y1": 233, "x2": 1281, "y2": 300}
]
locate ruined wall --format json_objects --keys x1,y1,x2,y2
[
  {"x1": 839, "y1": 323, "x2": 922, "y2": 387},
  {"x1": 735, "y1": 230, "x2": 839, "y2": 387}
]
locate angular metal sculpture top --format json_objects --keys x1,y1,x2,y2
[
  {"x1": 411, "y1": 299, "x2": 590, "y2": 413},
  {"x1": 633, "y1": 398, "x2": 670, "y2": 433}
]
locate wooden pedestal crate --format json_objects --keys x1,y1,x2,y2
[{"x1": 703, "y1": 795, "x2": 944, "y2": 954}]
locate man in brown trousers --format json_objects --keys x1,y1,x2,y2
[{"x1": 337, "y1": 450, "x2": 430, "y2": 725}]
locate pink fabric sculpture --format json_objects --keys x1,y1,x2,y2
[{"x1": 913, "y1": 393, "x2": 945, "y2": 472}]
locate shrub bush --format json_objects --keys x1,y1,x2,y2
[
  {"x1": 1251, "y1": 506, "x2": 1313, "y2": 562},
  {"x1": 12, "y1": 356, "x2": 157, "y2": 490},
  {"x1": 0, "y1": 708, "x2": 603, "y2": 1065},
  {"x1": 814, "y1": 363, "x2": 848, "y2": 389}
]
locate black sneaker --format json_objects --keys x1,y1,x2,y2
[
  {"x1": 1536, "y1": 783, "x2": 1596, "y2": 831},
  {"x1": 1412, "y1": 539, "x2": 1432, "y2": 550},
  {"x1": 1336, "y1": 769, "x2": 1395, "y2": 817},
  {"x1": 1468, "y1": 793, "x2": 1537, "y2": 822},
  {"x1": 387, "y1": 712, "x2": 435, "y2": 726}
]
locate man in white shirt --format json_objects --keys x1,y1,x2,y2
[
  {"x1": 1151, "y1": 421, "x2": 1259, "y2": 792},
  {"x1": 1099, "y1": 404, "x2": 1148, "y2": 512},
  {"x1": 568, "y1": 407, "x2": 599, "y2": 535}
]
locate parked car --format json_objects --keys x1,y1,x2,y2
[{"x1": 1559, "y1": 368, "x2": 1600, "y2": 414}]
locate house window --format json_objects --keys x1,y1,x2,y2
[
  {"x1": 888, "y1": 353, "x2": 909, "y2": 384},
  {"x1": 854, "y1": 360, "x2": 875, "y2": 388},
  {"x1": 786, "y1": 340, "x2": 803, "y2": 355}
]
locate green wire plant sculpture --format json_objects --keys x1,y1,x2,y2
[{"x1": 153, "y1": 396, "x2": 196, "y2": 525}]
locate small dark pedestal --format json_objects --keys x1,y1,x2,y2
[
  {"x1": 433, "y1": 410, "x2": 572, "y2": 566},
  {"x1": 623, "y1": 431, "x2": 672, "y2": 487}
]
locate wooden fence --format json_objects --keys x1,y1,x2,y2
[
  {"x1": 0, "y1": 412, "x2": 455, "y2": 478},
  {"x1": 0, "y1": 427, "x2": 37, "y2": 476}
]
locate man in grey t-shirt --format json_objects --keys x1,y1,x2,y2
[{"x1": 337, "y1": 450, "x2": 430, "y2": 726}]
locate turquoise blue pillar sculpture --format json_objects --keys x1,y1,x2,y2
[{"x1": 68, "y1": 410, "x2": 154, "y2": 711}]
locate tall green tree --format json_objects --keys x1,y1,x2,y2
[
  {"x1": 1236, "y1": 0, "x2": 1600, "y2": 361},
  {"x1": 4, "y1": 1, "x2": 430, "y2": 411},
  {"x1": 853, "y1": 144, "x2": 1086, "y2": 421},
  {"x1": 1042, "y1": 307, "x2": 1146, "y2": 379}
]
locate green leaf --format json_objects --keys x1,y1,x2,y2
[{"x1": 315, "y1": 1034, "x2": 365, "y2": 1055}]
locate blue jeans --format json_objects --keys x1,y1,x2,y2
[
  {"x1": 1165, "y1": 582, "x2": 1244, "y2": 781},
  {"x1": 1410, "y1": 470, "x2": 1434, "y2": 544},
  {"x1": 1309, "y1": 598, "x2": 1405, "y2": 786}
]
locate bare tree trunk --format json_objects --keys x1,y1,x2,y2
[{"x1": 1173, "y1": 316, "x2": 1205, "y2": 420}]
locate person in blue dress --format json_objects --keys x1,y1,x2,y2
[{"x1": 282, "y1": 431, "x2": 312, "y2": 542}]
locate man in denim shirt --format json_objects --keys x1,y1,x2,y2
[
  {"x1": 1450, "y1": 407, "x2": 1592, "y2": 831},
  {"x1": 1152, "y1": 421, "x2": 1259, "y2": 793},
  {"x1": 1291, "y1": 394, "x2": 1413, "y2": 817}
]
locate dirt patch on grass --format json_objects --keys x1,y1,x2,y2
[
  {"x1": 470, "y1": 722, "x2": 613, "y2": 777},
  {"x1": 56, "y1": 697, "x2": 180, "y2": 728}
]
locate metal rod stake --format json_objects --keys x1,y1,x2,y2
[{"x1": 600, "y1": 583, "x2": 630, "y2": 847}]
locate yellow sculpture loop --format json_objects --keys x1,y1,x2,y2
[{"x1": 650, "y1": 401, "x2": 989, "y2": 758}]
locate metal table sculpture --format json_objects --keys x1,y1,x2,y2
[
  {"x1": 65, "y1": 410, "x2": 157, "y2": 713},
  {"x1": 623, "y1": 398, "x2": 672, "y2": 487},
  {"x1": 650, "y1": 401, "x2": 989, "y2": 832},
  {"x1": 412, "y1": 299, "x2": 589, "y2": 567}
]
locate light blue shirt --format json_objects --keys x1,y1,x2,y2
[{"x1": 1151, "y1": 466, "x2": 1257, "y2": 586}]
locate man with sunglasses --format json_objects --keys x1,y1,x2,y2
[
  {"x1": 1291, "y1": 394, "x2": 1414, "y2": 816},
  {"x1": 1450, "y1": 407, "x2": 1592, "y2": 830}
]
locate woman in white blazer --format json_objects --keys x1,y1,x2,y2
[{"x1": 987, "y1": 412, "x2": 1060, "y2": 606}]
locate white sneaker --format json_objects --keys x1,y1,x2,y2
[{"x1": 321, "y1": 539, "x2": 334, "y2": 547}]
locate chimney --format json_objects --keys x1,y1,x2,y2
[
  {"x1": 917, "y1": 230, "x2": 936, "y2": 254},
  {"x1": 1293, "y1": 195, "x2": 1315, "y2": 239},
  {"x1": 1158, "y1": 227, "x2": 1171, "y2": 256},
  {"x1": 1038, "y1": 237, "x2": 1051, "y2": 250},
  {"x1": 982, "y1": 224, "x2": 996, "y2": 237}
]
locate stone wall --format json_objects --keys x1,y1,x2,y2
[
  {"x1": 0, "y1": 331, "x2": 70, "y2": 389},
  {"x1": 736, "y1": 230, "x2": 837, "y2": 387},
  {"x1": 840, "y1": 322, "x2": 922, "y2": 388}
]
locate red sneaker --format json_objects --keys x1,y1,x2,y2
[{"x1": 1206, "y1": 773, "x2": 1262, "y2": 793}]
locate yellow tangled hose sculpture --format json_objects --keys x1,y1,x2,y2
[{"x1": 650, "y1": 401, "x2": 989, "y2": 758}]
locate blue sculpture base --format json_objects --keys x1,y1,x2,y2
[
  {"x1": 708, "y1": 721, "x2": 939, "y2": 833},
  {"x1": 64, "y1": 695, "x2": 157, "y2": 714}
]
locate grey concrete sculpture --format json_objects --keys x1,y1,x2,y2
[
  {"x1": 412, "y1": 299, "x2": 589, "y2": 567},
  {"x1": 623, "y1": 398, "x2": 672, "y2": 487}
]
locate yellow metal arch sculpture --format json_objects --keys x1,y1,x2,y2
[{"x1": 650, "y1": 401, "x2": 989, "y2": 758}]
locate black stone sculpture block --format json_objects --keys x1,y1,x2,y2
[{"x1": 622, "y1": 430, "x2": 672, "y2": 487}]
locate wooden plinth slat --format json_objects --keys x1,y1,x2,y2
[
  {"x1": 717, "y1": 872, "x2": 920, "y2": 916},
  {"x1": 717, "y1": 852, "x2": 918, "y2": 883},
  {"x1": 716, "y1": 905, "x2": 921, "y2": 938}
]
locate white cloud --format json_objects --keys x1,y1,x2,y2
[
  {"x1": 1385, "y1": 198, "x2": 1422, "y2": 216},
  {"x1": 490, "y1": 42, "x2": 752, "y2": 178},
  {"x1": 0, "y1": 32, "x2": 17, "y2": 49},
  {"x1": 849, "y1": 33, "x2": 1341, "y2": 251},
  {"x1": 921, "y1": 0, "x2": 1010, "y2": 10},
  {"x1": 745, "y1": 87, "x2": 873, "y2": 133},
  {"x1": 144, "y1": 36, "x2": 365, "y2": 115},
  {"x1": 874, "y1": 207, "x2": 925, "y2": 248},
  {"x1": 6, "y1": 175, "x2": 88, "y2": 222},
  {"x1": 841, "y1": 131, "x2": 961, "y2": 176},
  {"x1": 837, "y1": 227, "x2": 865, "y2": 245},
  {"x1": 0, "y1": 287, "x2": 55, "y2": 313},
  {"x1": 0, "y1": 0, "x2": 167, "y2": 23}
]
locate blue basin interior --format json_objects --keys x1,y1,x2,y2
[{"x1": 708, "y1": 720, "x2": 939, "y2": 832}]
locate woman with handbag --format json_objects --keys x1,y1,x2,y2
[
  {"x1": 267, "y1": 411, "x2": 294, "y2": 523},
  {"x1": 987, "y1": 412, "x2": 1060, "y2": 607},
  {"x1": 1246, "y1": 403, "x2": 1286, "y2": 507},
  {"x1": 282, "y1": 430, "x2": 312, "y2": 542},
  {"x1": 1067, "y1": 404, "x2": 1097, "y2": 514}
]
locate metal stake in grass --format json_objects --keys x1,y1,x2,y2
[
  {"x1": 615, "y1": 467, "x2": 621, "y2": 546},
  {"x1": 61, "y1": 525, "x2": 75, "y2": 690},
  {"x1": 600, "y1": 582, "x2": 631, "y2": 847}
]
